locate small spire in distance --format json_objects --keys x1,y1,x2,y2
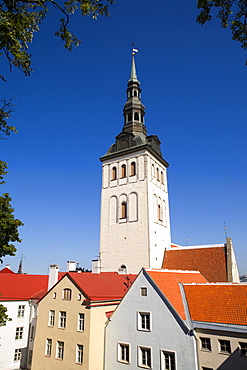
[{"x1": 130, "y1": 44, "x2": 139, "y2": 82}]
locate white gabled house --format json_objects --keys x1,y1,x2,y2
[{"x1": 104, "y1": 268, "x2": 208, "y2": 370}]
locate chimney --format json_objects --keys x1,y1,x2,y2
[
  {"x1": 92, "y1": 259, "x2": 100, "y2": 274},
  {"x1": 67, "y1": 261, "x2": 76, "y2": 272},
  {"x1": 48, "y1": 265, "x2": 60, "y2": 291},
  {"x1": 5, "y1": 264, "x2": 10, "y2": 269}
]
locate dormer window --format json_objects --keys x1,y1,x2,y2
[
  {"x1": 112, "y1": 166, "x2": 117, "y2": 180},
  {"x1": 121, "y1": 164, "x2": 126, "y2": 178},
  {"x1": 134, "y1": 112, "x2": 139, "y2": 121}
]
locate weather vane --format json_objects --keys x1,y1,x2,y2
[{"x1": 132, "y1": 42, "x2": 139, "y2": 56}]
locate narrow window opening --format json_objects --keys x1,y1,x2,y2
[
  {"x1": 128, "y1": 113, "x2": 132, "y2": 122},
  {"x1": 111, "y1": 166, "x2": 117, "y2": 180},
  {"x1": 121, "y1": 164, "x2": 126, "y2": 178},
  {"x1": 134, "y1": 90, "x2": 137, "y2": 96},
  {"x1": 130, "y1": 162, "x2": 136, "y2": 176},
  {"x1": 121, "y1": 202, "x2": 127, "y2": 219},
  {"x1": 158, "y1": 204, "x2": 162, "y2": 221},
  {"x1": 134, "y1": 112, "x2": 139, "y2": 121},
  {"x1": 156, "y1": 167, "x2": 159, "y2": 181},
  {"x1": 161, "y1": 171, "x2": 164, "y2": 184}
]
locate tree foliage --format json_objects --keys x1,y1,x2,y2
[
  {"x1": 0, "y1": 98, "x2": 17, "y2": 139},
  {"x1": 0, "y1": 301, "x2": 11, "y2": 326},
  {"x1": 197, "y1": 0, "x2": 247, "y2": 64},
  {"x1": 0, "y1": 160, "x2": 23, "y2": 263},
  {"x1": 0, "y1": 0, "x2": 114, "y2": 75}
]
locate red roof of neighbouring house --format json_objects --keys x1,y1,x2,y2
[
  {"x1": 162, "y1": 245, "x2": 227, "y2": 282},
  {"x1": 0, "y1": 267, "x2": 15, "y2": 274},
  {"x1": 184, "y1": 284, "x2": 247, "y2": 326},
  {"x1": 0, "y1": 274, "x2": 49, "y2": 301},
  {"x1": 147, "y1": 269, "x2": 208, "y2": 320},
  {"x1": 68, "y1": 272, "x2": 137, "y2": 301}
]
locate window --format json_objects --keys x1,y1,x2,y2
[
  {"x1": 239, "y1": 342, "x2": 247, "y2": 357},
  {"x1": 202, "y1": 368, "x2": 213, "y2": 370},
  {"x1": 158, "y1": 204, "x2": 162, "y2": 221},
  {"x1": 128, "y1": 113, "x2": 132, "y2": 122},
  {"x1": 134, "y1": 112, "x2": 139, "y2": 120},
  {"x1": 161, "y1": 171, "x2": 164, "y2": 184},
  {"x1": 76, "y1": 344, "x2": 83, "y2": 364},
  {"x1": 49, "y1": 310, "x2": 55, "y2": 327},
  {"x1": 156, "y1": 167, "x2": 159, "y2": 180},
  {"x1": 141, "y1": 287, "x2": 147, "y2": 296},
  {"x1": 138, "y1": 312, "x2": 151, "y2": 331},
  {"x1": 200, "y1": 337, "x2": 211, "y2": 351},
  {"x1": 78, "y1": 294, "x2": 82, "y2": 301},
  {"x1": 161, "y1": 351, "x2": 176, "y2": 370},
  {"x1": 138, "y1": 346, "x2": 151, "y2": 368},
  {"x1": 130, "y1": 161, "x2": 136, "y2": 176},
  {"x1": 59, "y1": 311, "x2": 66, "y2": 329},
  {"x1": 112, "y1": 166, "x2": 117, "y2": 180},
  {"x1": 121, "y1": 164, "x2": 126, "y2": 178},
  {"x1": 14, "y1": 349, "x2": 22, "y2": 362},
  {"x1": 15, "y1": 327, "x2": 23, "y2": 340},
  {"x1": 78, "y1": 313, "x2": 84, "y2": 332},
  {"x1": 56, "y1": 341, "x2": 64, "y2": 360},
  {"x1": 134, "y1": 90, "x2": 137, "y2": 97},
  {"x1": 63, "y1": 288, "x2": 72, "y2": 300},
  {"x1": 219, "y1": 339, "x2": 231, "y2": 354},
  {"x1": 46, "y1": 338, "x2": 52, "y2": 356},
  {"x1": 17, "y1": 305, "x2": 25, "y2": 317},
  {"x1": 53, "y1": 292, "x2": 56, "y2": 299},
  {"x1": 118, "y1": 343, "x2": 130, "y2": 364},
  {"x1": 121, "y1": 202, "x2": 127, "y2": 219}
]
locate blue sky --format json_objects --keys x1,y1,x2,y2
[{"x1": 1, "y1": 0, "x2": 247, "y2": 275}]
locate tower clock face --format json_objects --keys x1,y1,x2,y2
[{"x1": 119, "y1": 140, "x2": 128, "y2": 149}]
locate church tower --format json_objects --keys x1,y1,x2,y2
[{"x1": 99, "y1": 52, "x2": 171, "y2": 274}]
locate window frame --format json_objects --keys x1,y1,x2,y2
[
  {"x1": 130, "y1": 161, "x2": 136, "y2": 176},
  {"x1": 59, "y1": 311, "x2": 66, "y2": 329},
  {"x1": 121, "y1": 164, "x2": 127, "y2": 178},
  {"x1": 17, "y1": 305, "x2": 25, "y2": 317},
  {"x1": 111, "y1": 166, "x2": 117, "y2": 180},
  {"x1": 121, "y1": 201, "x2": 127, "y2": 219},
  {"x1": 137, "y1": 311, "x2": 151, "y2": 332},
  {"x1": 76, "y1": 344, "x2": 83, "y2": 364},
  {"x1": 200, "y1": 337, "x2": 212, "y2": 352},
  {"x1": 56, "y1": 341, "x2": 64, "y2": 360},
  {"x1": 78, "y1": 313, "x2": 85, "y2": 332},
  {"x1": 141, "y1": 287, "x2": 147, "y2": 297},
  {"x1": 219, "y1": 339, "x2": 231, "y2": 355},
  {"x1": 161, "y1": 350, "x2": 176, "y2": 370},
  {"x1": 239, "y1": 342, "x2": 247, "y2": 357},
  {"x1": 15, "y1": 326, "x2": 24, "y2": 340},
  {"x1": 117, "y1": 342, "x2": 130, "y2": 364},
  {"x1": 138, "y1": 346, "x2": 152, "y2": 369},
  {"x1": 63, "y1": 288, "x2": 72, "y2": 301},
  {"x1": 45, "y1": 338, "x2": 52, "y2": 357},
  {"x1": 48, "y1": 310, "x2": 55, "y2": 327},
  {"x1": 14, "y1": 348, "x2": 22, "y2": 362}
]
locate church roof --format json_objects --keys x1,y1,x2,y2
[
  {"x1": 68, "y1": 272, "x2": 137, "y2": 301},
  {"x1": 162, "y1": 245, "x2": 228, "y2": 282},
  {"x1": 184, "y1": 283, "x2": 247, "y2": 326},
  {"x1": 0, "y1": 267, "x2": 15, "y2": 274},
  {"x1": 146, "y1": 269, "x2": 208, "y2": 320}
]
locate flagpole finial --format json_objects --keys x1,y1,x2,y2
[{"x1": 131, "y1": 43, "x2": 139, "y2": 56}]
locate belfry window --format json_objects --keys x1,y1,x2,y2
[
  {"x1": 134, "y1": 90, "x2": 137, "y2": 97},
  {"x1": 128, "y1": 113, "x2": 132, "y2": 122},
  {"x1": 134, "y1": 112, "x2": 139, "y2": 121},
  {"x1": 130, "y1": 162, "x2": 136, "y2": 176},
  {"x1": 112, "y1": 166, "x2": 117, "y2": 180},
  {"x1": 121, "y1": 202, "x2": 127, "y2": 219},
  {"x1": 121, "y1": 164, "x2": 126, "y2": 178}
]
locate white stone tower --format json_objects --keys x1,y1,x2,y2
[{"x1": 99, "y1": 52, "x2": 171, "y2": 274}]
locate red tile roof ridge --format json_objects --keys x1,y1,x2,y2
[
  {"x1": 183, "y1": 282, "x2": 241, "y2": 286},
  {"x1": 146, "y1": 268, "x2": 203, "y2": 274},
  {"x1": 168, "y1": 243, "x2": 225, "y2": 250}
]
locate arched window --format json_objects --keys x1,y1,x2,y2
[
  {"x1": 121, "y1": 202, "x2": 127, "y2": 219},
  {"x1": 130, "y1": 162, "x2": 136, "y2": 176},
  {"x1": 118, "y1": 264, "x2": 127, "y2": 274},
  {"x1": 156, "y1": 168, "x2": 159, "y2": 181},
  {"x1": 134, "y1": 112, "x2": 139, "y2": 121},
  {"x1": 112, "y1": 166, "x2": 117, "y2": 180},
  {"x1": 134, "y1": 90, "x2": 137, "y2": 97},
  {"x1": 121, "y1": 164, "x2": 126, "y2": 178},
  {"x1": 157, "y1": 204, "x2": 162, "y2": 221},
  {"x1": 128, "y1": 113, "x2": 132, "y2": 122},
  {"x1": 63, "y1": 288, "x2": 72, "y2": 301},
  {"x1": 161, "y1": 171, "x2": 164, "y2": 184}
]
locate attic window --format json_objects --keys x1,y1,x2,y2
[
  {"x1": 141, "y1": 287, "x2": 147, "y2": 296},
  {"x1": 63, "y1": 288, "x2": 72, "y2": 301}
]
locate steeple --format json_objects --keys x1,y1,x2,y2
[{"x1": 102, "y1": 51, "x2": 164, "y2": 160}]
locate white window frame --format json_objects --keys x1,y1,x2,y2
[
  {"x1": 17, "y1": 305, "x2": 25, "y2": 317},
  {"x1": 15, "y1": 326, "x2": 24, "y2": 340},
  {"x1": 117, "y1": 342, "x2": 130, "y2": 364},
  {"x1": 78, "y1": 313, "x2": 85, "y2": 332},
  {"x1": 14, "y1": 348, "x2": 22, "y2": 362},
  {"x1": 56, "y1": 341, "x2": 64, "y2": 360},
  {"x1": 76, "y1": 344, "x2": 83, "y2": 364},
  {"x1": 45, "y1": 338, "x2": 52, "y2": 357},
  {"x1": 59, "y1": 311, "x2": 66, "y2": 329},
  {"x1": 218, "y1": 339, "x2": 231, "y2": 354},
  {"x1": 138, "y1": 346, "x2": 152, "y2": 369},
  {"x1": 137, "y1": 311, "x2": 151, "y2": 331},
  {"x1": 48, "y1": 310, "x2": 55, "y2": 327},
  {"x1": 160, "y1": 349, "x2": 176, "y2": 370}
]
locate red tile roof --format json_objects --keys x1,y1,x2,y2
[
  {"x1": 0, "y1": 274, "x2": 48, "y2": 301},
  {"x1": 68, "y1": 272, "x2": 137, "y2": 301},
  {"x1": 147, "y1": 270, "x2": 208, "y2": 320},
  {"x1": 162, "y1": 246, "x2": 227, "y2": 282},
  {"x1": 184, "y1": 284, "x2": 247, "y2": 326},
  {"x1": 0, "y1": 267, "x2": 15, "y2": 274}
]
